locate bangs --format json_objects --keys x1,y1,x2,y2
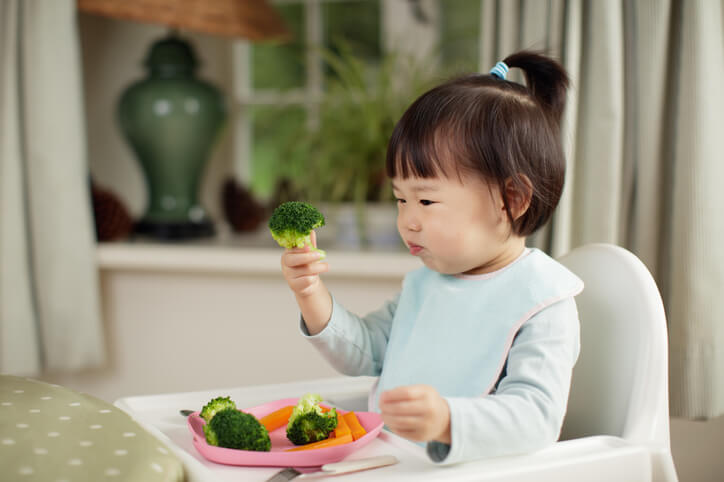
[{"x1": 386, "y1": 112, "x2": 473, "y2": 181}]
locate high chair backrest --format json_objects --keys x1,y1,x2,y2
[{"x1": 557, "y1": 244, "x2": 670, "y2": 449}]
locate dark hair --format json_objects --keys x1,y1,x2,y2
[{"x1": 385, "y1": 50, "x2": 570, "y2": 236}]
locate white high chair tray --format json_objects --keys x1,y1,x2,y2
[{"x1": 114, "y1": 376, "x2": 652, "y2": 482}]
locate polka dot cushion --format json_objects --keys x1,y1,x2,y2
[{"x1": 0, "y1": 375, "x2": 184, "y2": 481}]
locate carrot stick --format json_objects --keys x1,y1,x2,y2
[
  {"x1": 331, "y1": 411, "x2": 350, "y2": 439},
  {"x1": 285, "y1": 433, "x2": 353, "y2": 451},
  {"x1": 259, "y1": 405, "x2": 294, "y2": 432},
  {"x1": 343, "y1": 412, "x2": 367, "y2": 441}
]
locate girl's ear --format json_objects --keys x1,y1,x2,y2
[{"x1": 504, "y1": 175, "x2": 533, "y2": 221}]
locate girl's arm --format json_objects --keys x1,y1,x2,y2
[
  {"x1": 280, "y1": 230, "x2": 398, "y2": 376},
  {"x1": 301, "y1": 294, "x2": 399, "y2": 377},
  {"x1": 427, "y1": 297, "x2": 581, "y2": 464}
]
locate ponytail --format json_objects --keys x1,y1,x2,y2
[{"x1": 503, "y1": 51, "x2": 570, "y2": 126}]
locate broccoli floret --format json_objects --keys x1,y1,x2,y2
[
  {"x1": 200, "y1": 396, "x2": 236, "y2": 422},
  {"x1": 204, "y1": 408, "x2": 271, "y2": 452},
  {"x1": 286, "y1": 393, "x2": 337, "y2": 445},
  {"x1": 202, "y1": 423, "x2": 218, "y2": 446},
  {"x1": 269, "y1": 201, "x2": 325, "y2": 256}
]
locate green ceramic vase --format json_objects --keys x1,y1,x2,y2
[{"x1": 118, "y1": 33, "x2": 225, "y2": 239}]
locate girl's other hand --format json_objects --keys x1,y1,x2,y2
[
  {"x1": 379, "y1": 384, "x2": 451, "y2": 444},
  {"x1": 280, "y1": 230, "x2": 329, "y2": 297}
]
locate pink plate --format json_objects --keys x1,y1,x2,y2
[{"x1": 188, "y1": 397, "x2": 384, "y2": 467}]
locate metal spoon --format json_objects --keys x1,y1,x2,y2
[{"x1": 267, "y1": 455, "x2": 399, "y2": 481}]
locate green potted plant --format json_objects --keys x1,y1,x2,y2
[{"x1": 281, "y1": 42, "x2": 436, "y2": 248}]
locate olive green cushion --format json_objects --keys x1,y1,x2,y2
[{"x1": 0, "y1": 375, "x2": 184, "y2": 481}]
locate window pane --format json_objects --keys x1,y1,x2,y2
[
  {"x1": 323, "y1": 0, "x2": 381, "y2": 81},
  {"x1": 250, "y1": 105, "x2": 307, "y2": 198},
  {"x1": 440, "y1": 0, "x2": 481, "y2": 73},
  {"x1": 252, "y1": 4, "x2": 306, "y2": 90}
]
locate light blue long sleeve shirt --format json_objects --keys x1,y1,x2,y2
[{"x1": 300, "y1": 248, "x2": 583, "y2": 465}]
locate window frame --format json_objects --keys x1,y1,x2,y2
[{"x1": 230, "y1": 0, "x2": 448, "y2": 196}]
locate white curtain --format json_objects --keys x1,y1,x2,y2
[
  {"x1": 478, "y1": 0, "x2": 724, "y2": 419},
  {"x1": 0, "y1": 0, "x2": 104, "y2": 374}
]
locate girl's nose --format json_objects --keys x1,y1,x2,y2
[
  {"x1": 398, "y1": 207, "x2": 421, "y2": 232},
  {"x1": 403, "y1": 216, "x2": 421, "y2": 232}
]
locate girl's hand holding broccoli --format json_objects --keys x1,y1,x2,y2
[
  {"x1": 280, "y1": 230, "x2": 329, "y2": 297},
  {"x1": 379, "y1": 385, "x2": 451, "y2": 444},
  {"x1": 269, "y1": 202, "x2": 333, "y2": 335},
  {"x1": 280, "y1": 230, "x2": 333, "y2": 335}
]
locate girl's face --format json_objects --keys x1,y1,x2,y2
[{"x1": 392, "y1": 174, "x2": 525, "y2": 275}]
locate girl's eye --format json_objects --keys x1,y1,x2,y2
[
  {"x1": 396, "y1": 198, "x2": 406, "y2": 204},
  {"x1": 420, "y1": 199, "x2": 435, "y2": 206}
]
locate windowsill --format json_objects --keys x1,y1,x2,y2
[{"x1": 96, "y1": 228, "x2": 419, "y2": 278}]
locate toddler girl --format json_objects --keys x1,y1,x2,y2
[{"x1": 279, "y1": 51, "x2": 583, "y2": 465}]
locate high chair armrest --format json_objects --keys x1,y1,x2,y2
[{"x1": 450, "y1": 436, "x2": 650, "y2": 481}]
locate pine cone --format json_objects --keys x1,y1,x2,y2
[
  {"x1": 222, "y1": 177, "x2": 267, "y2": 232},
  {"x1": 91, "y1": 183, "x2": 134, "y2": 241}
]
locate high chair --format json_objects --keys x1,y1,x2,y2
[{"x1": 556, "y1": 243, "x2": 678, "y2": 481}]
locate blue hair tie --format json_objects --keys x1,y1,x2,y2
[{"x1": 489, "y1": 61, "x2": 509, "y2": 80}]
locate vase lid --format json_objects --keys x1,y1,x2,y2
[{"x1": 144, "y1": 33, "x2": 198, "y2": 75}]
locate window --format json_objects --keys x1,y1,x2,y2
[
  {"x1": 232, "y1": 0, "x2": 481, "y2": 200},
  {"x1": 440, "y1": 0, "x2": 481, "y2": 73}
]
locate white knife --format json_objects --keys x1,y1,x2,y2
[{"x1": 266, "y1": 455, "x2": 399, "y2": 481}]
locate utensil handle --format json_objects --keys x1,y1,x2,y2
[{"x1": 321, "y1": 455, "x2": 399, "y2": 474}]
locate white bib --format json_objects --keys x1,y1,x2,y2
[{"x1": 371, "y1": 248, "x2": 583, "y2": 411}]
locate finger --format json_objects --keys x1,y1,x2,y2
[
  {"x1": 380, "y1": 386, "x2": 426, "y2": 404},
  {"x1": 289, "y1": 274, "x2": 321, "y2": 292},
  {"x1": 379, "y1": 388, "x2": 412, "y2": 404},
  {"x1": 379, "y1": 399, "x2": 428, "y2": 416},
  {"x1": 287, "y1": 243, "x2": 312, "y2": 254},
  {"x1": 382, "y1": 415, "x2": 423, "y2": 431},
  {"x1": 389, "y1": 427, "x2": 427, "y2": 442},
  {"x1": 383, "y1": 423, "x2": 429, "y2": 442},
  {"x1": 286, "y1": 263, "x2": 329, "y2": 279},
  {"x1": 283, "y1": 251, "x2": 325, "y2": 268}
]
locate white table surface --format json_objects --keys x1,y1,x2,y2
[{"x1": 114, "y1": 376, "x2": 651, "y2": 482}]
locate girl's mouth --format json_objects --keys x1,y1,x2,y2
[{"x1": 408, "y1": 242, "x2": 423, "y2": 255}]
